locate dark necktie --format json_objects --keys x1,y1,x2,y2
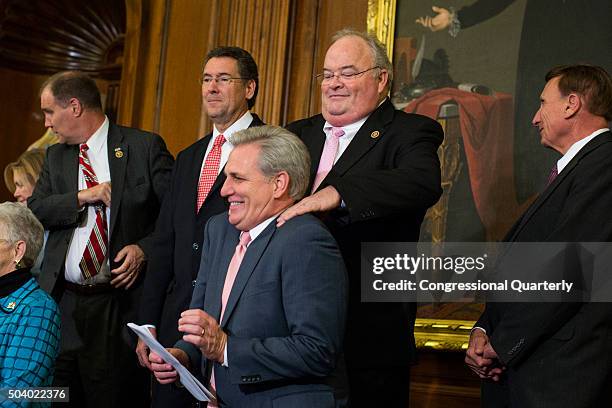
[{"x1": 546, "y1": 164, "x2": 558, "y2": 186}]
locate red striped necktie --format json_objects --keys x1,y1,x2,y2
[{"x1": 79, "y1": 144, "x2": 108, "y2": 279}]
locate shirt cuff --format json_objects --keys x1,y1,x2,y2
[
  {"x1": 471, "y1": 326, "x2": 486, "y2": 335},
  {"x1": 222, "y1": 343, "x2": 228, "y2": 367}
]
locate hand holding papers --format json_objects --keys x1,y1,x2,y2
[{"x1": 127, "y1": 323, "x2": 213, "y2": 402}]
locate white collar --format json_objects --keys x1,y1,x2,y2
[
  {"x1": 244, "y1": 212, "x2": 281, "y2": 246},
  {"x1": 213, "y1": 111, "x2": 253, "y2": 141},
  {"x1": 557, "y1": 128, "x2": 609, "y2": 173},
  {"x1": 81, "y1": 116, "x2": 109, "y2": 155}
]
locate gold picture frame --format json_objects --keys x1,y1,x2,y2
[{"x1": 367, "y1": 0, "x2": 474, "y2": 351}]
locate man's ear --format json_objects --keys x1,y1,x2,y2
[
  {"x1": 564, "y1": 93, "x2": 581, "y2": 118},
  {"x1": 377, "y1": 69, "x2": 389, "y2": 95},
  {"x1": 272, "y1": 171, "x2": 290, "y2": 199},
  {"x1": 70, "y1": 98, "x2": 84, "y2": 117},
  {"x1": 245, "y1": 80, "x2": 256, "y2": 104}
]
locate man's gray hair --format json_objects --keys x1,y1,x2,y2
[
  {"x1": 0, "y1": 202, "x2": 44, "y2": 268},
  {"x1": 230, "y1": 126, "x2": 311, "y2": 201},
  {"x1": 331, "y1": 28, "x2": 393, "y2": 90}
]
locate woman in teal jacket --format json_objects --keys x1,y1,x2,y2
[{"x1": 0, "y1": 202, "x2": 60, "y2": 407}]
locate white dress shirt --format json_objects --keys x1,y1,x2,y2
[
  {"x1": 200, "y1": 111, "x2": 254, "y2": 176},
  {"x1": 322, "y1": 116, "x2": 369, "y2": 165},
  {"x1": 556, "y1": 128, "x2": 609, "y2": 173},
  {"x1": 65, "y1": 117, "x2": 112, "y2": 284}
]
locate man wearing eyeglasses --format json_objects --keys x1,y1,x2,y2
[
  {"x1": 281, "y1": 29, "x2": 444, "y2": 407},
  {"x1": 137, "y1": 46, "x2": 263, "y2": 408}
]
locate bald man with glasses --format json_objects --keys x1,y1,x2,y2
[{"x1": 282, "y1": 29, "x2": 444, "y2": 407}]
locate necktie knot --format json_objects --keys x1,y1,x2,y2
[
  {"x1": 239, "y1": 231, "x2": 251, "y2": 247},
  {"x1": 80, "y1": 144, "x2": 89, "y2": 153},
  {"x1": 331, "y1": 127, "x2": 345, "y2": 139},
  {"x1": 214, "y1": 134, "x2": 226, "y2": 148}
]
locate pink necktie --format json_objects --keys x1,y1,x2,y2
[
  {"x1": 209, "y1": 231, "x2": 252, "y2": 406},
  {"x1": 312, "y1": 127, "x2": 345, "y2": 193},
  {"x1": 197, "y1": 134, "x2": 226, "y2": 212}
]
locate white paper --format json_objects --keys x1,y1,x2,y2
[{"x1": 127, "y1": 322, "x2": 214, "y2": 402}]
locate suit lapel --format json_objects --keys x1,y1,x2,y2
[
  {"x1": 66, "y1": 144, "x2": 80, "y2": 193},
  {"x1": 194, "y1": 134, "x2": 212, "y2": 216},
  {"x1": 329, "y1": 99, "x2": 393, "y2": 179},
  {"x1": 508, "y1": 132, "x2": 612, "y2": 241},
  {"x1": 107, "y1": 123, "x2": 127, "y2": 239},
  {"x1": 299, "y1": 116, "x2": 327, "y2": 187},
  {"x1": 205, "y1": 224, "x2": 240, "y2": 321},
  {"x1": 220, "y1": 221, "x2": 276, "y2": 327},
  {"x1": 306, "y1": 99, "x2": 394, "y2": 193},
  {"x1": 197, "y1": 115, "x2": 264, "y2": 214}
]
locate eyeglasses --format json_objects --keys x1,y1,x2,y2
[
  {"x1": 199, "y1": 76, "x2": 247, "y2": 87},
  {"x1": 315, "y1": 66, "x2": 381, "y2": 84}
]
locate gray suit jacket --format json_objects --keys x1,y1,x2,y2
[{"x1": 177, "y1": 213, "x2": 347, "y2": 407}]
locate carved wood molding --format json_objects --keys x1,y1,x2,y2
[
  {"x1": 0, "y1": 0, "x2": 125, "y2": 78},
  {"x1": 200, "y1": 0, "x2": 292, "y2": 132},
  {"x1": 366, "y1": 0, "x2": 396, "y2": 62}
]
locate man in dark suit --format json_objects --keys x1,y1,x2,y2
[
  {"x1": 136, "y1": 46, "x2": 263, "y2": 407},
  {"x1": 28, "y1": 71, "x2": 173, "y2": 407},
  {"x1": 465, "y1": 65, "x2": 612, "y2": 407},
  {"x1": 149, "y1": 125, "x2": 347, "y2": 407},
  {"x1": 279, "y1": 29, "x2": 443, "y2": 407}
]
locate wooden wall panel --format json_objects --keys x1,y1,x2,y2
[
  {"x1": 284, "y1": 0, "x2": 368, "y2": 124},
  {"x1": 157, "y1": 0, "x2": 212, "y2": 154},
  {"x1": 118, "y1": 0, "x2": 368, "y2": 153},
  {"x1": 119, "y1": 0, "x2": 168, "y2": 134},
  {"x1": 198, "y1": 0, "x2": 292, "y2": 134},
  {"x1": 0, "y1": 68, "x2": 48, "y2": 201}
]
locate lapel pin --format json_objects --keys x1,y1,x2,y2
[
  {"x1": 370, "y1": 130, "x2": 380, "y2": 139},
  {"x1": 6, "y1": 301, "x2": 16, "y2": 310},
  {"x1": 114, "y1": 147, "x2": 124, "y2": 158}
]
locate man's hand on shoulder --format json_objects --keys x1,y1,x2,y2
[
  {"x1": 277, "y1": 186, "x2": 341, "y2": 227},
  {"x1": 111, "y1": 244, "x2": 145, "y2": 289},
  {"x1": 77, "y1": 181, "x2": 111, "y2": 207}
]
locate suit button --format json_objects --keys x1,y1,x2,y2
[
  {"x1": 192, "y1": 243, "x2": 199, "y2": 250},
  {"x1": 192, "y1": 280, "x2": 197, "y2": 287}
]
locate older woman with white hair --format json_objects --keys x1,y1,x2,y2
[{"x1": 0, "y1": 202, "x2": 60, "y2": 397}]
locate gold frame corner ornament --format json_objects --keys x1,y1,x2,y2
[
  {"x1": 366, "y1": 0, "x2": 397, "y2": 62},
  {"x1": 414, "y1": 319, "x2": 474, "y2": 351}
]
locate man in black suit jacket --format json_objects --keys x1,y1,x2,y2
[
  {"x1": 149, "y1": 126, "x2": 347, "y2": 407},
  {"x1": 136, "y1": 46, "x2": 263, "y2": 407},
  {"x1": 281, "y1": 29, "x2": 443, "y2": 407},
  {"x1": 466, "y1": 65, "x2": 612, "y2": 407},
  {"x1": 29, "y1": 71, "x2": 173, "y2": 407}
]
